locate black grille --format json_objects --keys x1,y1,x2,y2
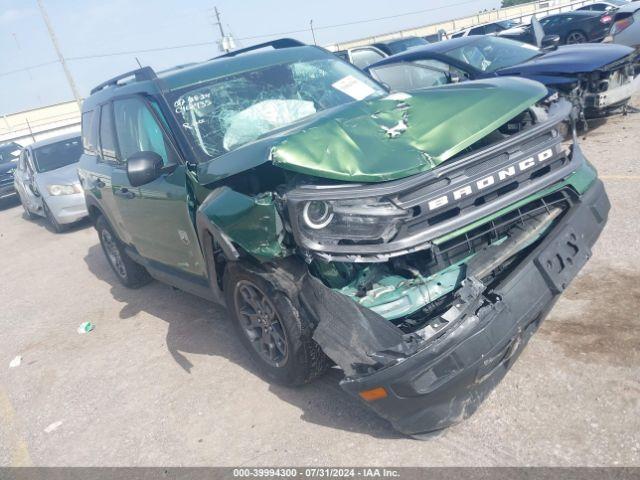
[
  {"x1": 0, "y1": 172, "x2": 13, "y2": 187},
  {"x1": 432, "y1": 190, "x2": 571, "y2": 269}
]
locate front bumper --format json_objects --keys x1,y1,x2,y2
[
  {"x1": 585, "y1": 74, "x2": 640, "y2": 111},
  {"x1": 45, "y1": 192, "x2": 88, "y2": 224},
  {"x1": 340, "y1": 179, "x2": 609, "y2": 435}
]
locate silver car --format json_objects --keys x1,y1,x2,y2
[
  {"x1": 604, "y1": 2, "x2": 640, "y2": 48},
  {"x1": 14, "y1": 133, "x2": 87, "y2": 232}
]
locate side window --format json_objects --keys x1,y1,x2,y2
[
  {"x1": 81, "y1": 110, "x2": 98, "y2": 154},
  {"x1": 351, "y1": 49, "x2": 386, "y2": 69},
  {"x1": 484, "y1": 23, "x2": 500, "y2": 34},
  {"x1": 99, "y1": 103, "x2": 118, "y2": 161},
  {"x1": 469, "y1": 26, "x2": 486, "y2": 35},
  {"x1": 113, "y1": 96, "x2": 178, "y2": 166},
  {"x1": 370, "y1": 63, "x2": 449, "y2": 91}
]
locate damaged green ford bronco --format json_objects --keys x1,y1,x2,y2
[{"x1": 78, "y1": 39, "x2": 609, "y2": 436}]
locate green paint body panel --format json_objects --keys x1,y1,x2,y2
[
  {"x1": 195, "y1": 77, "x2": 547, "y2": 184},
  {"x1": 269, "y1": 78, "x2": 547, "y2": 182},
  {"x1": 198, "y1": 187, "x2": 286, "y2": 261}
]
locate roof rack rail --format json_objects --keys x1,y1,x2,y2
[
  {"x1": 215, "y1": 38, "x2": 306, "y2": 59},
  {"x1": 90, "y1": 66, "x2": 157, "y2": 95}
]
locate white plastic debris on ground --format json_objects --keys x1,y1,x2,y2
[
  {"x1": 44, "y1": 421, "x2": 63, "y2": 433},
  {"x1": 9, "y1": 356, "x2": 21, "y2": 368}
]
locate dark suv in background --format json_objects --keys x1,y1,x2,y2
[
  {"x1": 78, "y1": 39, "x2": 609, "y2": 436},
  {"x1": 0, "y1": 141, "x2": 21, "y2": 201}
]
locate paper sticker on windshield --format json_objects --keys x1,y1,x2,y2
[{"x1": 332, "y1": 76, "x2": 376, "y2": 100}]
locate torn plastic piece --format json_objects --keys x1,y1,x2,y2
[
  {"x1": 44, "y1": 421, "x2": 63, "y2": 433},
  {"x1": 198, "y1": 187, "x2": 286, "y2": 261},
  {"x1": 77, "y1": 322, "x2": 94, "y2": 334},
  {"x1": 9, "y1": 356, "x2": 21, "y2": 368},
  {"x1": 300, "y1": 274, "x2": 419, "y2": 377}
]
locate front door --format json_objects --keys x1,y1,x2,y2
[{"x1": 109, "y1": 95, "x2": 206, "y2": 278}]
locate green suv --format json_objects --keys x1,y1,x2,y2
[{"x1": 78, "y1": 39, "x2": 609, "y2": 436}]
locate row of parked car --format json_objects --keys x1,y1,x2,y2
[
  {"x1": 0, "y1": 6, "x2": 631, "y2": 435},
  {"x1": 336, "y1": 1, "x2": 640, "y2": 70},
  {"x1": 336, "y1": 6, "x2": 640, "y2": 125}
]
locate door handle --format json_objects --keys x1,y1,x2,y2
[{"x1": 115, "y1": 187, "x2": 135, "y2": 199}]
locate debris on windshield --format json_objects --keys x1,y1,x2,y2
[
  {"x1": 223, "y1": 99, "x2": 316, "y2": 150},
  {"x1": 77, "y1": 322, "x2": 94, "y2": 334},
  {"x1": 9, "y1": 355, "x2": 22, "y2": 368}
]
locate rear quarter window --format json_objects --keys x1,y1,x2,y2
[{"x1": 81, "y1": 110, "x2": 98, "y2": 154}]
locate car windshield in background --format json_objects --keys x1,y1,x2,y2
[
  {"x1": 370, "y1": 60, "x2": 451, "y2": 91},
  {"x1": 0, "y1": 143, "x2": 21, "y2": 164},
  {"x1": 169, "y1": 58, "x2": 386, "y2": 159},
  {"x1": 385, "y1": 37, "x2": 429, "y2": 54},
  {"x1": 442, "y1": 36, "x2": 541, "y2": 73},
  {"x1": 33, "y1": 137, "x2": 82, "y2": 173}
]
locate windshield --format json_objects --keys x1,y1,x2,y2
[
  {"x1": 442, "y1": 36, "x2": 541, "y2": 73},
  {"x1": 386, "y1": 37, "x2": 429, "y2": 54},
  {"x1": 0, "y1": 143, "x2": 21, "y2": 164},
  {"x1": 33, "y1": 137, "x2": 82, "y2": 173},
  {"x1": 169, "y1": 57, "x2": 385, "y2": 159}
]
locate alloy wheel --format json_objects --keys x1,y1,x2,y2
[
  {"x1": 566, "y1": 31, "x2": 587, "y2": 44},
  {"x1": 234, "y1": 280, "x2": 289, "y2": 367},
  {"x1": 101, "y1": 229, "x2": 127, "y2": 279}
]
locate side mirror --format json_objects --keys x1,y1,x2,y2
[
  {"x1": 126, "y1": 151, "x2": 164, "y2": 187},
  {"x1": 541, "y1": 34, "x2": 560, "y2": 50}
]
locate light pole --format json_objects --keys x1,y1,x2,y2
[{"x1": 36, "y1": 0, "x2": 82, "y2": 109}]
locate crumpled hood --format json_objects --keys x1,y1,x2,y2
[
  {"x1": 197, "y1": 77, "x2": 546, "y2": 184},
  {"x1": 498, "y1": 44, "x2": 636, "y2": 77},
  {"x1": 269, "y1": 77, "x2": 546, "y2": 182}
]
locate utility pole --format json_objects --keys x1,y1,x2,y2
[
  {"x1": 212, "y1": 6, "x2": 235, "y2": 52},
  {"x1": 214, "y1": 6, "x2": 226, "y2": 39},
  {"x1": 36, "y1": 0, "x2": 82, "y2": 109},
  {"x1": 310, "y1": 20, "x2": 317, "y2": 45}
]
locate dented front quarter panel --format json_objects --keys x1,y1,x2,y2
[{"x1": 197, "y1": 187, "x2": 286, "y2": 261}]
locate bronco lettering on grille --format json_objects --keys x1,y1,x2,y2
[{"x1": 426, "y1": 146, "x2": 558, "y2": 212}]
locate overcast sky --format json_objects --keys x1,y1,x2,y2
[{"x1": 0, "y1": 0, "x2": 499, "y2": 115}]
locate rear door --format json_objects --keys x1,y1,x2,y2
[{"x1": 109, "y1": 95, "x2": 206, "y2": 278}]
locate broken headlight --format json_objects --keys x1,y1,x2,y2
[{"x1": 297, "y1": 198, "x2": 411, "y2": 245}]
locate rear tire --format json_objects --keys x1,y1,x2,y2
[
  {"x1": 223, "y1": 262, "x2": 329, "y2": 386},
  {"x1": 565, "y1": 30, "x2": 587, "y2": 44},
  {"x1": 43, "y1": 201, "x2": 66, "y2": 233},
  {"x1": 95, "y1": 215, "x2": 151, "y2": 288}
]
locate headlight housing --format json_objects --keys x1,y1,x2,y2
[
  {"x1": 296, "y1": 197, "x2": 410, "y2": 246},
  {"x1": 47, "y1": 184, "x2": 82, "y2": 196}
]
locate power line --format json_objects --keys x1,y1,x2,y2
[
  {"x1": 0, "y1": 0, "x2": 486, "y2": 76},
  {"x1": 0, "y1": 60, "x2": 60, "y2": 78}
]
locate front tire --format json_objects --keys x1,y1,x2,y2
[
  {"x1": 223, "y1": 262, "x2": 329, "y2": 386},
  {"x1": 565, "y1": 30, "x2": 587, "y2": 44},
  {"x1": 43, "y1": 201, "x2": 66, "y2": 233},
  {"x1": 96, "y1": 215, "x2": 151, "y2": 288},
  {"x1": 18, "y1": 194, "x2": 35, "y2": 220}
]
